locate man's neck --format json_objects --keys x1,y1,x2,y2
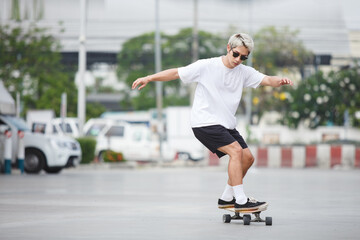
[{"x1": 221, "y1": 55, "x2": 234, "y2": 69}]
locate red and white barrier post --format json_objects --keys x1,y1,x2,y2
[
  {"x1": 305, "y1": 145, "x2": 317, "y2": 167},
  {"x1": 355, "y1": 147, "x2": 360, "y2": 168},
  {"x1": 17, "y1": 130, "x2": 25, "y2": 174},
  {"x1": 4, "y1": 129, "x2": 12, "y2": 174}
]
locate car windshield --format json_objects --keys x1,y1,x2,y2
[
  {"x1": 3, "y1": 116, "x2": 31, "y2": 131},
  {"x1": 105, "y1": 126, "x2": 125, "y2": 137},
  {"x1": 85, "y1": 123, "x2": 106, "y2": 136},
  {"x1": 59, "y1": 123, "x2": 73, "y2": 133}
]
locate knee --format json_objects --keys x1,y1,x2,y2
[
  {"x1": 247, "y1": 155, "x2": 254, "y2": 166},
  {"x1": 229, "y1": 146, "x2": 243, "y2": 160},
  {"x1": 243, "y1": 150, "x2": 254, "y2": 166}
]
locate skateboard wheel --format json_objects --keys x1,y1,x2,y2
[
  {"x1": 265, "y1": 217, "x2": 272, "y2": 226},
  {"x1": 243, "y1": 214, "x2": 251, "y2": 220},
  {"x1": 223, "y1": 214, "x2": 231, "y2": 223},
  {"x1": 243, "y1": 215, "x2": 251, "y2": 225}
]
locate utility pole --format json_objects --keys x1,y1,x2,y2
[
  {"x1": 155, "y1": 0, "x2": 163, "y2": 161},
  {"x1": 16, "y1": 92, "x2": 20, "y2": 118},
  {"x1": 192, "y1": 0, "x2": 199, "y2": 62},
  {"x1": 77, "y1": 0, "x2": 87, "y2": 136},
  {"x1": 61, "y1": 92, "x2": 67, "y2": 132},
  {"x1": 245, "y1": 0, "x2": 253, "y2": 125},
  {"x1": 190, "y1": 0, "x2": 199, "y2": 104}
]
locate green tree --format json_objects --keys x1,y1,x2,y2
[
  {"x1": 117, "y1": 28, "x2": 225, "y2": 110},
  {"x1": 253, "y1": 26, "x2": 313, "y2": 76},
  {"x1": 0, "y1": 24, "x2": 78, "y2": 117},
  {"x1": 281, "y1": 62, "x2": 360, "y2": 128},
  {"x1": 250, "y1": 26, "x2": 313, "y2": 122}
]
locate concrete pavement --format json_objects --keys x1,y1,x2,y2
[{"x1": 1, "y1": 165, "x2": 360, "y2": 239}]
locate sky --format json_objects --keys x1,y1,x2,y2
[{"x1": 1, "y1": 0, "x2": 359, "y2": 55}]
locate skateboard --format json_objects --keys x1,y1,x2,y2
[{"x1": 221, "y1": 204, "x2": 272, "y2": 225}]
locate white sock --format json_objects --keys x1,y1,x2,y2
[
  {"x1": 233, "y1": 184, "x2": 247, "y2": 204},
  {"x1": 220, "y1": 184, "x2": 234, "y2": 201}
]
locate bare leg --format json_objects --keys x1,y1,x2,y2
[
  {"x1": 241, "y1": 148, "x2": 255, "y2": 177},
  {"x1": 217, "y1": 141, "x2": 244, "y2": 186},
  {"x1": 218, "y1": 143, "x2": 254, "y2": 186}
]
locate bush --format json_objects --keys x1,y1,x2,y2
[
  {"x1": 76, "y1": 137, "x2": 96, "y2": 164},
  {"x1": 103, "y1": 150, "x2": 126, "y2": 162}
]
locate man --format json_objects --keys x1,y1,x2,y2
[{"x1": 132, "y1": 33, "x2": 293, "y2": 211}]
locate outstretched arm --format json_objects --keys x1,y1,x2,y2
[
  {"x1": 260, "y1": 76, "x2": 293, "y2": 87},
  {"x1": 132, "y1": 68, "x2": 180, "y2": 90}
]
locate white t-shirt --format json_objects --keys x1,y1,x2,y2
[{"x1": 178, "y1": 56, "x2": 265, "y2": 129}]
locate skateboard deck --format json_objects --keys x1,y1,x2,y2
[
  {"x1": 223, "y1": 202, "x2": 268, "y2": 213},
  {"x1": 221, "y1": 204, "x2": 272, "y2": 225}
]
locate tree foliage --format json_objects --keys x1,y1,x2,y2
[
  {"x1": 0, "y1": 24, "x2": 77, "y2": 117},
  {"x1": 0, "y1": 23, "x2": 105, "y2": 119},
  {"x1": 250, "y1": 26, "x2": 314, "y2": 121},
  {"x1": 253, "y1": 26, "x2": 313, "y2": 76},
  {"x1": 280, "y1": 62, "x2": 360, "y2": 128}
]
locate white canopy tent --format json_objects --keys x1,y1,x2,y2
[{"x1": 0, "y1": 81, "x2": 15, "y2": 115}]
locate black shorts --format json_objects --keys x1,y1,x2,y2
[{"x1": 192, "y1": 125, "x2": 248, "y2": 158}]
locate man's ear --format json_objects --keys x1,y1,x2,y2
[{"x1": 226, "y1": 44, "x2": 231, "y2": 53}]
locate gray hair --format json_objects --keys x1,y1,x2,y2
[{"x1": 228, "y1": 33, "x2": 254, "y2": 53}]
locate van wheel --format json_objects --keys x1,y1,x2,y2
[
  {"x1": 44, "y1": 167, "x2": 63, "y2": 174},
  {"x1": 25, "y1": 149, "x2": 45, "y2": 174}
]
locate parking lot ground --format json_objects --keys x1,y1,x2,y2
[{"x1": 1, "y1": 166, "x2": 360, "y2": 240}]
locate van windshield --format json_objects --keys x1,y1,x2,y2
[
  {"x1": 85, "y1": 123, "x2": 106, "y2": 136},
  {"x1": 2, "y1": 116, "x2": 30, "y2": 131},
  {"x1": 59, "y1": 123, "x2": 73, "y2": 133},
  {"x1": 105, "y1": 126, "x2": 124, "y2": 137}
]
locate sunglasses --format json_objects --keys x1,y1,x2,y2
[
  {"x1": 230, "y1": 33, "x2": 250, "y2": 61},
  {"x1": 231, "y1": 49, "x2": 248, "y2": 61}
]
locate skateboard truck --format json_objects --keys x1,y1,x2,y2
[{"x1": 222, "y1": 211, "x2": 272, "y2": 226}]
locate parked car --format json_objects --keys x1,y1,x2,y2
[
  {"x1": 84, "y1": 118, "x2": 172, "y2": 161},
  {"x1": 99, "y1": 108, "x2": 205, "y2": 162},
  {"x1": 83, "y1": 118, "x2": 115, "y2": 138},
  {"x1": 26, "y1": 110, "x2": 80, "y2": 138},
  {"x1": 0, "y1": 115, "x2": 82, "y2": 174},
  {"x1": 52, "y1": 118, "x2": 80, "y2": 138}
]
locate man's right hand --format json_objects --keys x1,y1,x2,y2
[
  {"x1": 132, "y1": 68, "x2": 180, "y2": 90},
  {"x1": 132, "y1": 76, "x2": 150, "y2": 90}
]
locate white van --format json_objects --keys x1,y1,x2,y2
[
  {"x1": 52, "y1": 118, "x2": 80, "y2": 138},
  {"x1": 84, "y1": 118, "x2": 171, "y2": 162},
  {"x1": 26, "y1": 110, "x2": 79, "y2": 138}
]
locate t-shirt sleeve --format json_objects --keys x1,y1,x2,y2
[
  {"x1": 244, "y1": 67, "x2": 266, "y2": 89},
  {"x1": 178, "y1": 60, "x2": 203, "y2": 84}
]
